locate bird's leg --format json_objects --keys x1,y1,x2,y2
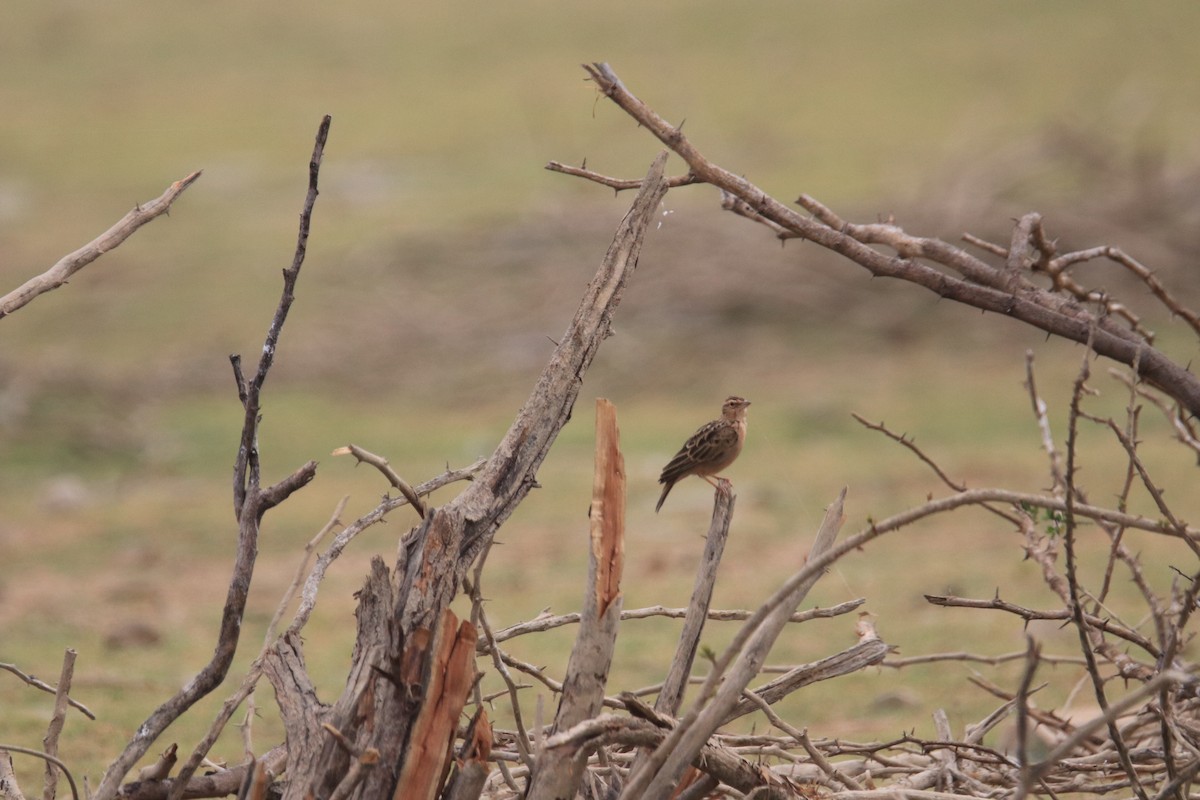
[{"x1": 704, "y1": 476, "x2": 733, "y2": 496}]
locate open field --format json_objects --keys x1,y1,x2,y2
[{"x1": 4, "y1": 1, "x2": 1200, "y2": 788}]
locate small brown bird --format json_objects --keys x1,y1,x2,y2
[{"x1": 656, "y1": 396, "x2": 751, "y2": 512}]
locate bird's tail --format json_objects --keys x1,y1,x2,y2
[{"x1": 655, "y1": 481, "x2": 674, "y2": 513}]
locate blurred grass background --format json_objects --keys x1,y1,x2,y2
[{"x1": 4, "y1": 0, "x2": 1200, "y2": 785}]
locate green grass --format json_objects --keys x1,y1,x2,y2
[{"x1": 5, "y1": 0, "x2": 1200, "y2": 788}]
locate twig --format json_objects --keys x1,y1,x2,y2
[
  {"x1": 470, "y1": 580, "x2": 536, "y2": 775},
  {"x1": 485, "y1": 599, "x2": 864, "y2": 647},
  {"x1": 1024, "y1": 351, "x2": 1066, "y2": 497},
  {"x1": 288, "y1": 458, "x2": 485, "y2": 637},
  {"x1": 332, "y1": 444, "x2": 427, "y2": 519},
  {"x1": 0, "y1": 663, "x2": 94, "y2": 720},
  {"x1": 0, "y1": 746, "x2": 78, "y2": 800},
  {"x1": 739, "y1": 691, "x2": 863, "y2": 791},
  {"x1": 1051, "y1": 246, "x2": 1200, "y2": 339},
  {"x1": 1014, "y1": 638, "x2": 1041, "y2": 780},
  {"x1": 0, "y1": 172, "x2": 202, "y2": 319},
  {"x1": 545, "y1": 160, "x2": 699, "y2": 192},
  {"x1": 172, "y1": 496, "x2": 346, "y2": 794},
  {"x1": 1058, "y1": 345, "x2": 1149, "y2": 800},
  {"x1": 851, "y1": 413, "x2": 966, "y2": 492},
  {"x1": 923, "y1": 594, "x2": 1158, "y2": 657},
  {"x1": 883, "y1": 650, "x2": 1086, "y2": 669}
]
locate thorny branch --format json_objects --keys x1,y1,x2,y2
[
  {"x1": 0, "y1": 172, "x2": 201, "y2": 319},
  {"x1": 560, "y1": 62, "x2": 1200, "y2": 418}
]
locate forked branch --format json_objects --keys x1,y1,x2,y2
[{"x1": 561, "y1": 62, "x2": 1200, "y2": 418}]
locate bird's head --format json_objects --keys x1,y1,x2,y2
[{"x1": 722, "y1": 396, "x2": 751, "y2": 418}]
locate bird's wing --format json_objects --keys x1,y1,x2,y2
[{"x1": 658, "y1": 420, "x2": 736, "y2": 483}]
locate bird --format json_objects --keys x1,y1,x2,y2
[{"x1": 655, "y1": 396, "x2": 750, "y2": 512}]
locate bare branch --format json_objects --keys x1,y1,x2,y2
[
  {"x1": 0, "y1": 662, "x2": 94, "y2": 720},
  {"x1": 0, "y1": 746, "x2": 78, "y2": 800},
  {"x1": 331, "y1": 444, "x2": 427, "y2": 518},
  {"x1": 0, "y1": 172, "x2": 201, "y2": 319},
  {"x1": 41, "y1": 649, "x2": 76, "y2": 800},
  {"x1": 94, "y1": 116, "x2": 331, "y2": 800},
  {"x1": 571, "y1": 62, "x2": 1200, "y2": 418},
  {"x1": 545, "y1": 160, "x2": 698, "y2": 191}
]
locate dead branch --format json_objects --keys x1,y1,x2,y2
[
  {"x1": 1059, "y1": 349, "x2": 1148, "y2": 800},
  {"x1": 0, "y1": 751, "x2": 27, "y2": 800},
  {"x1": 0, "y1": 663, "x2": 94, "y2": 720},
  {"x1": 0, "y1": 171, "x2": 201, "y2": 319},
  {"x1": 331, "y1": 444, "x2": 427, "y2": 519},
  {"x1": 485, "y1": 599, "x2": 864, "y2": 647},
  {"x1": 41, "y1": 649, "x2": 76, "y2": 800},
  {"x1": 94, "y1": 117, "x2": 330, "y2": 800},
  {"x1": 280, "y1": 153, "x2": 670, "y2": 800},
  {"x1": 656, "y1": 485, "x2": 735, "y2": 716},
  {"x1": 923, "y1": 594, "x2": 1158, "y2": 657},
  {"x1": 526, "y1": 399, "x2": 626, "y2": 799},
  {"x1": 0, "y1": 746, "x2": 77, "y2": 800},
  {"x1": 567, "y1": 62, "x2": 1200, "y2": 418},
  {"x1": 545, "y1": 159, "x2": 699, "y2": 192},
  {"x1": 723, "y1": 637, "x2": 891, "y2": 723},
  {"x1": 288, "y1": 458, "x2": 485, "y2": 637},
  {"x1": 114, "y1": 746, "x2": 286, "y2": 800},
  {"x1": 624, "y1": 488, "x2": 848, "y2": 798}
]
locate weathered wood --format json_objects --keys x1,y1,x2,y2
[
  {"x1": 526, "y1": 399, "x2": 627, "y2": 800},
  {"x1": 113, "y1": 746, "x2": 286, "y2": 800},
  {"x1": 657, "y1": 489, "x2": 735, "y2": 716},
  {"x1": 277, "y1": 154, "x2": 668, "y2": 799},
  {"x1": 261, "y1": 631, "x2": 328, "y2": 768},
  {"x1": 393, "y1": 610, "x2": 478, "y2": 800},
  {"x1": 722, "y1": 638, "x2": 891, "y2": 722},
  {"x1": 442, "y1": 711, "x2": 492, "y2": 800},
  {"x1": 624, "y1": 488, "x2": 848, "y2": 799}
]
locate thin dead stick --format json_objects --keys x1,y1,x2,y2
[
  {"x1": 486, "y1": 599, "x2": 864, "y2": 646},
  {"x1": 473, "y1": 591, "x2": 536, "y2": 774},
  {"x1": 332, "y1": 445, "x2": 427, "y2": 519},
  {"x1": 545, "y1": 160, "x2": 699, "y2": 192},
  {"x1": 883, "y1": 650, "x2": 1086, "y2": 669},
  {"x1": 0, "y1": 171, "x2": 201, "y2": 319},
  {"x1": 923, "y1": 594, "x2": 1158, "y2": 656},
  {"x1": 287, "y1": 458, "x2": 485, "y2": 637},
  {"x1": 1109, "y1": 368, "x2": 1200, "y2": 458},
  {"x1": 0, "y1": 663, "x2": 94, "y2": 720},
  {"x1": 739, "y1": 691, "x2": 863, "y2": 791},
  {"x1": 1024, "y1": 350, "x2": 1066, "y2": 497},
  {"x1": 169, "y1": 496, "x2": 348, "y2": 797},
  {"x1": 851, "y1": 413, "x2": 966, "y2": 492},
  {"x1": 1050, "y1": 246, "x2": 1200, "y2": 338},
  {"x1": 0, "y1": 746, "x2": 78, "y2": 800},
  {"x1": 41, "y1": 649, "x2": 76, "y2": 800},
  {"x1": 656, "y1": 486, "x2": 735, "y2": 715},
  {"x1": 1056, "y1": 346, "x2": 1148, "y2": 800},
  {"x1": 623, "y1": 488, "x2": 847, "y2": 799}
]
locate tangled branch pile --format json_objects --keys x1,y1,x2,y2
[{"x1": 5, "y1": 65, "x2": 1200, "y2": 800}]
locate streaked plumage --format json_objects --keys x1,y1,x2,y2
[{"x1": 655, "y1": 396, "x2": 750, "y2": 512}]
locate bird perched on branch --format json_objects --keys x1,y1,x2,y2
[{"x1": 655, "y1": 396, "x2": 750, "y2": 512}]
